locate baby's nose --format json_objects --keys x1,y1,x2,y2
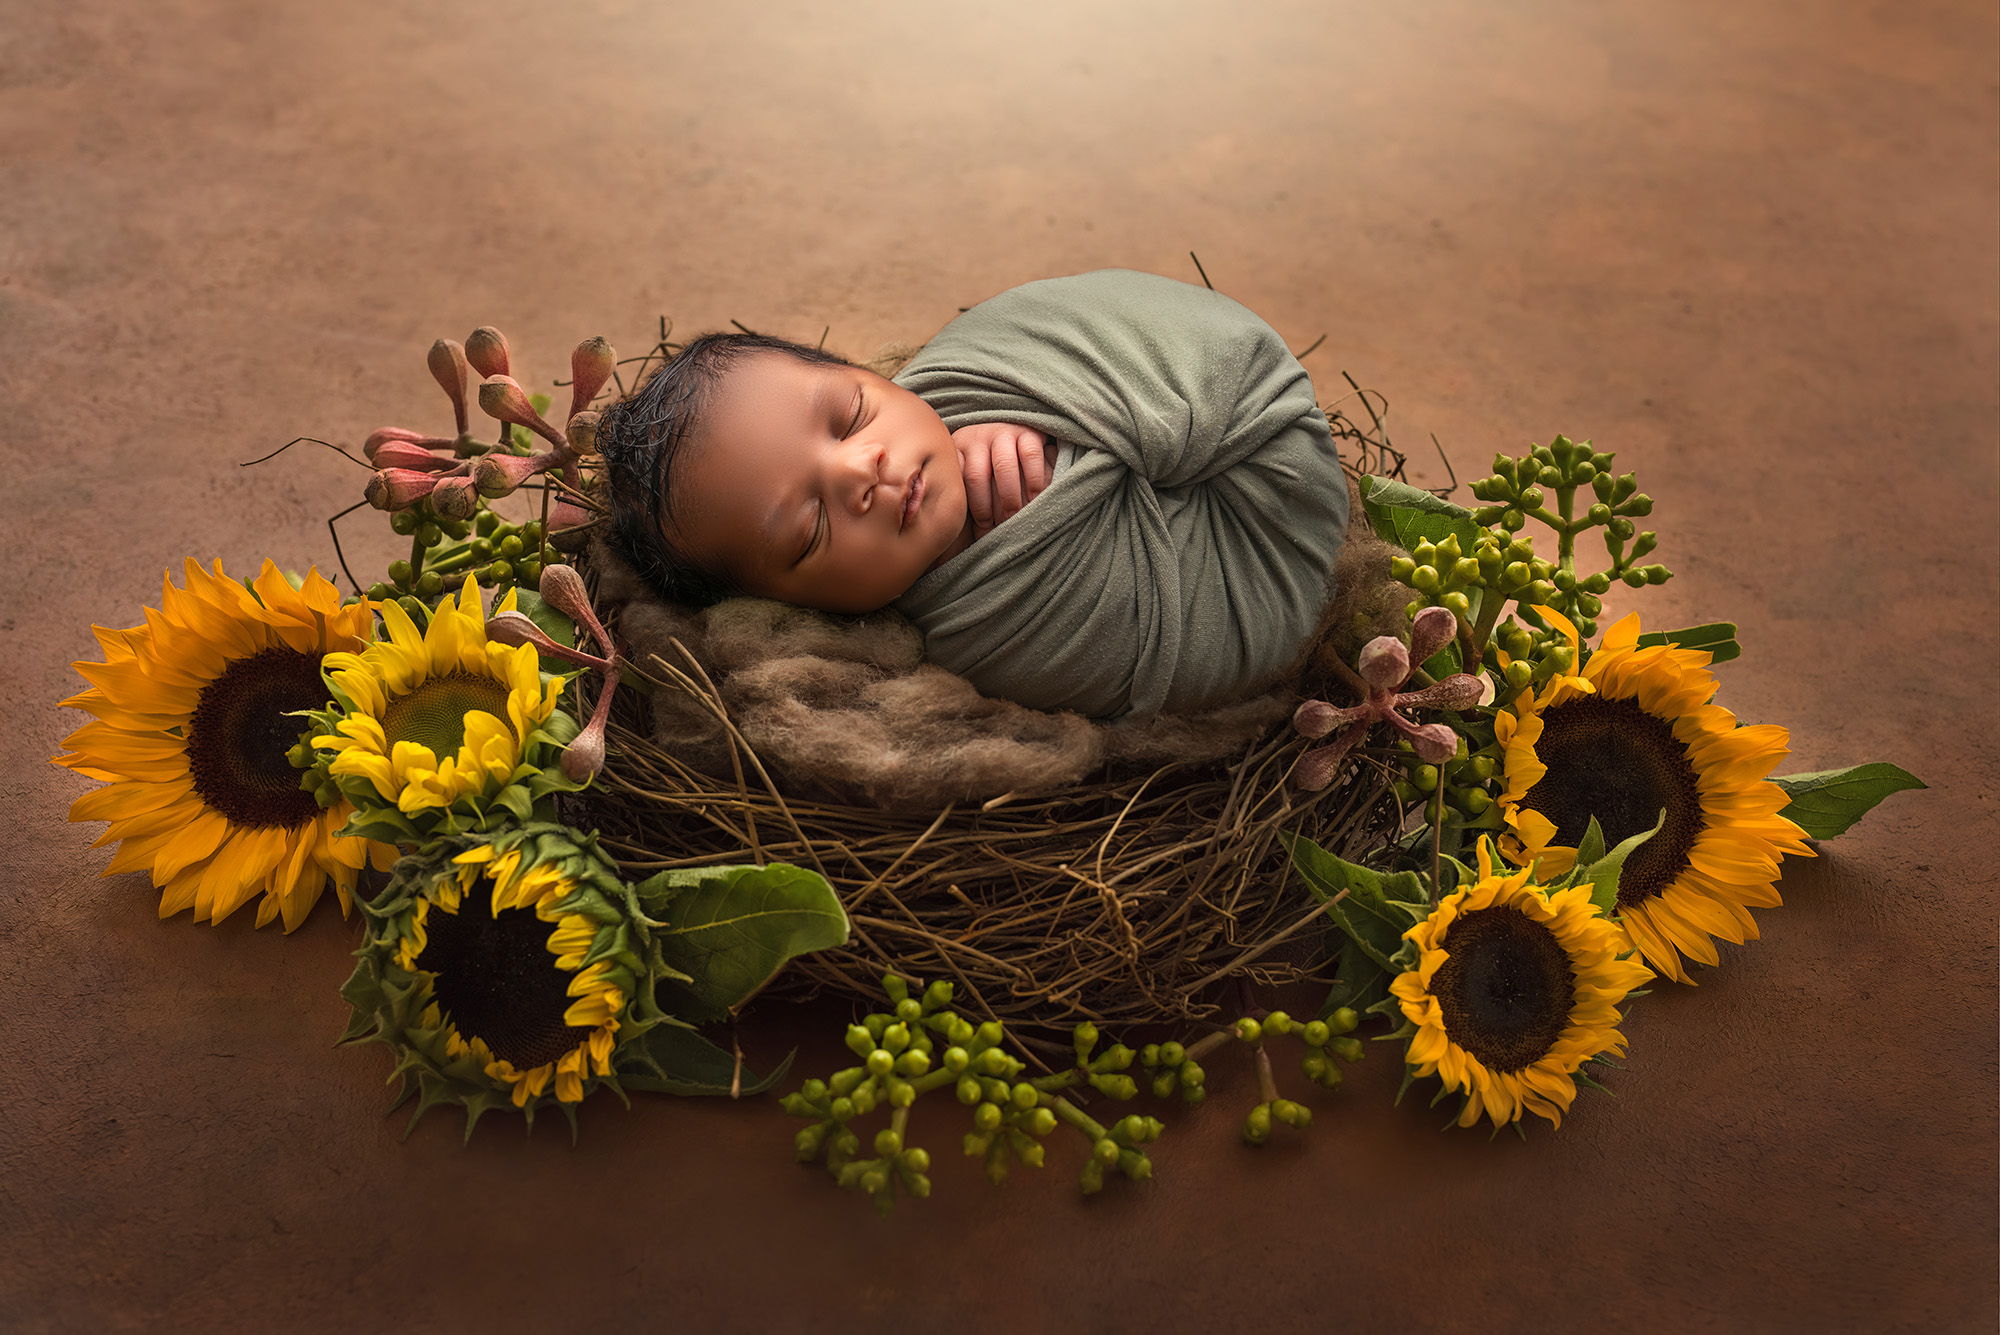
[{"x1": 832, "y1": 445, "x2": 884, "y2": 510}]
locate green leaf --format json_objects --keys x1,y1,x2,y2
[
  {"x1": 1574, "y1": 816, "x2": 1607, "y2": 871},
  {"x1": 649, "y1": 863, "x2": 850, "y2": 1020},
  {"x1": 1359, "y1": 475, "x2": 1485, "y2": 553},
  {"x1": 1636, "y1": 622, "x2": 1740, "y2": 664},
  {"x1": 1284, "y1": 832, "x2": 1427, "y2": 1017},
  {"x1": 1575, "y1": 810, "x2": 1665, "y2": 916},
  {"x1": 1773, "y1": 763, "x2": 1926, "y2": 839},
  {"x1": 508, "y1": 587, "x2": 580, "y2": 675},
  {"x1": 619, "y1": 1023, "x2": 794, "y2": 1097}
]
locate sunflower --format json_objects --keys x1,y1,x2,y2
[
  {"x1": 52, "y1": 559, "x2": 394, "y2": 930},
  {"x1": 341, "y1": 825, "x2": 668, "y2": 1132},
  {"x1": 313, "y1": 575, "x2": 574, "y2": 842},
  {"x1": 1495, "y1": 611, "x2": 1814, "y2": 984},
  {"x1": 1391, "y1": 840, "x2": 1652, "y2": 1129}
]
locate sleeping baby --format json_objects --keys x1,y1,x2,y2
[{"x1": 597, "y1": 269, "x2": 1350, "y2": 722}]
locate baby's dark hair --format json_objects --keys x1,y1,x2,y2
[{"x1": 598, "y1": 332, "x2": 851, "y2": 608}]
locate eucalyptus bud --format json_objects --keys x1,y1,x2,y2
[
  {"x1": 569, "y1": 336, "x2": 616, "y2": 420},
  {"x1": 464, "y1": 326, "x2": 511, "y2": 379},
  {"x1": 472, "y1": 450, "x2": 546, "y2": 498},
  {"x1": 427, "y1": 475, "x2": 480, "y2": 522},
  {"x1": 477, "y1": 375, "x2": 566, "y2": 448},
  {"x1": 363, "y1": 426, "x2": 454, "y2": 461},
  {"x1": 371, "y1": 441, "x2": 457, "y2": 473},
  {"x1": 427, "y1": 338, "x2": 471, "y2": 435},
  {"x1": 365, "y1": 468, "x2": 442, "y2": 512}
]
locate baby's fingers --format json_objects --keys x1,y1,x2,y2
[
  {"x1": 957, "y1": 437, "x2": 996, "y2": 535},
  {"x1": 1018, "y1": 429, "x2": 1051, "y2": 501}
]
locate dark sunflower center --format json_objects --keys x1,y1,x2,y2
[
  {"x1": 380, "y1": 672, "x2": 512, "y2": 759},
  {"x1": 1520, "y1": 694, "x2": 1703, "y2": 908},
  {"x1": 185, "y1": 647, "x2": 327, "y2": 829},
  {"x1": 418, "y1": 879, "x2": 592, "y2": 1071},
  {"x1": 1433, "y1": 907, "x2": 1575, "y2": 1074}
]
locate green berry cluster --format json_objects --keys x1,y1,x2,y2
[
  {"x1": 369, "y1": 504, "x2": 551, "y2": 605},
  {"x1": 1466, "y1": 434, "x2": 1668, "y2": 638},
  {"x1": 1232, "y1": 1007, "x2": 1362, "y2": 1144},
  {"x1": 782, "y1": 975, "x2": 1161, "y2": 1211},
  {"x1": 1390, "y1": 530, "x2": 1555, "y2": 630},
  {"x1": 1137, "y1": 1038, "x2": 1208, "y2": 1104}
]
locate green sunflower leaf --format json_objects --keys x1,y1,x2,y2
[
  {"x1": 1359, "y1": 476, "x2": 1486, "y2": 553},
  {"x1": 619, "y1": 1022, "x2": 795, "y2": 1097},
  {"x1": 1636, "y1": 622, "x2": 1740, "y2": 664},
  {"x1": 1575, "y1": 809, "x2": 1665, "y2": 916},
  {"x1": 648, "y1": 863, "x2": 850, "y2": 1021},
  {"x1": 1283, "y1": 832, "x2": 1421, "y2": 1017},
  {"x1": 1772, "y1": 763, "x2": 1927, "y2": 839}
]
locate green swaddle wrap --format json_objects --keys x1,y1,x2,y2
[{"x1": 892, "y1": 269, "x2": 1349, "y2": 722}]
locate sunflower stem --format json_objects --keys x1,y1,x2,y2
[{"x1": 1429, "y1": 766, "x2": 1447, "y2": 903}]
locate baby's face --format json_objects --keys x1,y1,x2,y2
[{"x1": 666, "y1": 352, "x2": 970, "y2": 614}]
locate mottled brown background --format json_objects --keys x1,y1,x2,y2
[{"x1": 5, "y1": 1, "x2": 1995, "y2": 1331}]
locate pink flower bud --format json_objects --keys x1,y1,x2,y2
[
  {"x1": 1294, "y1": 727, "x2": 1364, "y2": 791},
  {"x1": 364, "y1": 426, "x2": 454, "y2": 461},
  {"x1": 1389, "y1": 718, "x2": 1460, "y2": 765},
  {"x1": 365, "y1": 468, "x2": 442, "y2": 511},
  {"x1": 464, "y1": 326, "x2": 511, "y2": 380},
  {"x1": 561, "y1": 720, "x2": 605, "y2": 783},
  {"x1": 569, "y1": 336, "x2": 616, "y2": 421},
  {"x1": 370, "y1": 440, "x2": 459, "y2": 473},
  {"x1": 477, "y1": 374, "x2": 566, "y2": 448},
  {"x1": 1357, "y1": 636, "x2": 1411, "y2": 692},
  {"x1": 539, "y1": 562, "x2": 614, "y2": 658},
  {"x1": 1293, "y1": 698, "x2": 1360, "y2": 740},
  {"x1": 550, "y1": 498, "x2": 595, "y2": 533},
  {"x1": 428, "y1": 475, "x2": 480, "y2": 521},
  {"x1": 1408, "y1": 605, "x2": 1459, "y2": 667},
  {"x1": 566, "y1": 410, "x2": 601, "y2": 456},
  {"x1": 1396, "y1": 673, "x2": 1486, "y2": 714},
  {"x1": 472, "y1": 451, "x2": 548, "y2": 498},
  {"x1": 427, "y1": 339, "x2": 471, "y2": 435}
]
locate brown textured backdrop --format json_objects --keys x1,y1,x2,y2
[{"x1": 4, "y1": 1, "x2": 1995, "y2": 1330}]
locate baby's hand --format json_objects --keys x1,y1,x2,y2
[{"x1": 953, "y1": 422, "x2": 1052, "y2": 537}]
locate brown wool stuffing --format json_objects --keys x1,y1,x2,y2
[{"x1": 596, "y1": 536, "x2": 1295, "y2": 812}]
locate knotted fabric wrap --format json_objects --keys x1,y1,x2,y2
[{"x1": 892, "y1": 269, "x2": 1350, "y2": 721}]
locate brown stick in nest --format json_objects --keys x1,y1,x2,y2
[{"x1": 563, "y1": 641, "x2": 1403, "y2": 1059}]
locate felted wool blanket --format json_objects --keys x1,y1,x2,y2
[{"x1": 892, "y1": 269, "x2": 1350, "y2": 722}]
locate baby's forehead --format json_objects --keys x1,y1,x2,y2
[{"x1": 707, "y1": 351, "x2": 844, "y2": 434}]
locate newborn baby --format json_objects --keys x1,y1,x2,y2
[{"x1": 599, "y1": 269, "x2": 1350, "y2": 721}]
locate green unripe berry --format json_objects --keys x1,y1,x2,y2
[
  {"x1": 1582, "y1": 572, "x2": 1612, "y2": 594},
  {"x1": 1503, "y1": 561, "x2": 1531, "y2": 589},
  {"x1": 1392, "y1": 780, "x2": 1420, "y2": 804},
  {"x1": 1263, "y1": 1010, "x2": 1293, "y2": 1036},
  {"x1": 974, "y1": 1102, "x2": 1004, "y2": 1133},
  {"x1": 859, "y1": 1170, "x2": 888, "y2": 1197},
  {"x1": 1453, "y1": 558, "x2": 1481, "y2": 585},
  {"x1": 1331, "y1": 1036, "x2": 1365, "y2": 1063},
  {"x1": 864, "y1": 1049, "x2": 894, "y2": 1077},
  {"x1": 895, "y1": 998, "x2": 922, "y2": 1023},
  {"x1": 1235, "y1": 1017, "x2": 1263, "y2": 1044},
  {"x1": 943, "y1": 1046, "x2": 970, "y2": 1074},
  {"x1": 1272, "y1": 1099, "x2": 1311, "y2": 1129},
  {"x1": 366, "y1": 582, "x2": 395, "y2": 601},
  {"x1": 482, "y1": 560, "x2": 511, "y2": 585},
  {"x1": 1151, "y1": 1073, "x2": 1177, "y2": 1099},
  {"x1": 1643, "y1": 564, "x2": 1670, "y2": 585},
  {"x1": 1412, "y1": 540, "x2": 1437, "y2": 564},
  {"x1": 903, "y1": 1147, "x2": 931, "y2": 1175},
  {"x1": 1179, "y1": 1061, "x2": 1205, "y2": 1090},
  {"x1": 416, "y1": 571, "x2": 443, "y2": 599},
  {"x1": 1411, "y1": 765, "x2": 1439, "y2": 793},
  {"x1": 1093, "y1": 1138, "x2": 1121, "y2": 1167},
  {"x1": 387, "y1": 560, "x2": 413, "y2": 588},
  {"x1": 1502, "y1": 508, "x2": 1525, "y2": 532},
  {"x1": 1330, "y1": 1007, "x2": 1360, "y2": 1034},
  {"x1": 1302, "y1": 1052, "x2": 1330, "y2": 1081},
  {"x1": 1468, "y1": 755, "x2": 1495, "y2": 781},
  {"x1": 851, "y1": 1084, "x2": 879, "y2": 1116},
  {"x1": 1410, "y1": 565, "x2": 1441, "y2": 593},
  {"x1": 1572, "y1": 461, "x2": 1597, "y2": 484},
  {"x1": 498, "y1": 534, "x2": 524, "y2": 560},
  {"x1": 1577, "y1": 594, "x2": 1602, "y2": 617},
  {"x1": 956, "y1": 1076, "x2": 982, "y2": 1106},
  {"x1": 845, "y1": 1025, "x2": 875, "y2": 1058},
  {"x1": 413, "y1": 522, "x2": 440, "y2": 547},
  {"x1": 1243, "y1": 1105, "x2": 1273, "y2": 1145},
  {"x1": 475, "y1": 510, "x2": 500, "y2": 535},
  {"x1": 1442, "y1": 591, "x2": 1472, "y2": 618},
  {"x1": 828, "y1": 1096, "x2": 855, "y2": 1122},
  {"x1": 470, "y1": 537, "x2": 494, "y2": 560},
  {"x1": 870, "y1": 1128, "x2": 901, "y2": 1157},
  {"x1": 1011, "y1": 1082, "x2": 1039, "y2": 1112},
  {"x1": 888, "y1": 1080, "x2": 915, "y2": 1109},
  {"x1": 1140, "y1": 1043, "x2": 1161, "y2": 1067},
  {"x1": 1586, "y1": 502, "x2": 1610, "y2": 525},
  {"x1": 1626, "y1": 493, "x2": 1654, "y2": 516},
  {"x1": 1302, "y1": 1020, "x2": 1331, "y2": 1047},
  {"x1": 794, "y1": 1125, "x2": 827, "y2": 1160},
  {"x1": 1458, "y1": 788, "x2": 1493, "y2": 816},
  {"x1": 1389, "y1": 556, "x2": 1417, "y2": 582},
  {"x1": 1519, "y1": 486, "x2": 1544, "y2": 508},
  {"x1": 390, "y1": 510, "x2": 421, "y2": 536},
  {"x1": 882, "y1": 1022, "x2": 910, "y2": 1054}
]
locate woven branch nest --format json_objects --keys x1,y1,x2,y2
[{"x1": 567, "y1": 642, "x2": 1401, "y2": 1054}]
